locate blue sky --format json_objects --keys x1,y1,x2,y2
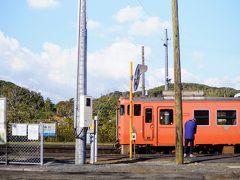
[{"x1": 0, "y1": 0, "x2": 240, "y2": 103}]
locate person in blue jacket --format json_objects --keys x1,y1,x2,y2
[{"x1": 184, "y1": 118, "x2": 197, "y2": 158}]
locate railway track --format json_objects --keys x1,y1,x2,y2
[{"x1": 43, "y1": 144, "x2": 119, "y2": 154}]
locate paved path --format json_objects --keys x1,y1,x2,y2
[{"x1": 0, "y1": 154, "x2": 240, "y2": 179}]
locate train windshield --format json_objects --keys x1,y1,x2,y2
[{"x1": 119, "y1": 105, "x2": 125, "y2": 116}]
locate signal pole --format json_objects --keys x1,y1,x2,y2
[
  {"x1": 141, "y1": 46, "x2": 145, "y2": 97},
  {"x1": 75, "y1": 0, "x2": 87, "y2": 165},
  {"x1": 172, "y1": 0, "x2": 183, "y2": 164},
  {"x1": 164, "y1": 29, "x2": 170, "y2": 91},
  {"x1": 129, "y1": 62, "x2": 133, "y2": 160}
]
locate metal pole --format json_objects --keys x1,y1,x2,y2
[
  {"x1": 94, "y1": 116, "x2": 98, "y2": 163},
  {"x1": 5, "y1": 121, "x2": 8, "y2": 165},
  {"x1": 172, "y1": 0, "x2": 183, "y2": 164},
  {"x1": 75, "y1": 0, "x2": 88, "y2": 165},
  {"x1": 134, "y1": 140, "x2": 136, "y2": 159},
  {"x1": 129, "y1": 62, "x2": 133, "y2": 160},
  {"x1": 40, "y1": 123, "x2": 44, "y2": 166},
  {"x1": 116, "y1": 108, "x2": 118, "y2": 141},
  {"x1": 90, "y1": 133, "x2": 95, "y2": 164},
  {"x1": 164, "y1": 29, "x2": 170, "y2": 91},
  {"x1": 141, "y1": 46, "x2": 145, "y2": 97}
]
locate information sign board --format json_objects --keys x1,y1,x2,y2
[
  {"x1": 43, "y1": 123, "x2": 56, "y2": 136},
  {"x1": 28, "y1": 124, "x2": 39, "y2": 140}
]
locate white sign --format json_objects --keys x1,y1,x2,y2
[
  {"x1": 43, "y1": 123, "x2": 56, "y2": 136},
  {"x1": 0, "y1": 98, "x2": 6, "y2": 144},
  {"x1": 28, "y1": 124, "x2": 39, "y2": 140},
  {"x1": 132, "y1": 133, "x2": 136, "y2": 140},
  {"x1": 12, "y1": 124, "x2": 27, "y2": 136}
]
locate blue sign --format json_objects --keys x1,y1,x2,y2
[{"x1": 43, "y1": 123, "x2": 56, "y2": 137}]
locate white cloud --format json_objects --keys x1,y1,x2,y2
[
  {"x1": 11, "y1": 57, "x2": 29, "y2": 72},
  {"x1": 203, "y1": 77, "x2": 238, "y2": 89},
  {"x1": 88, "y1": 19, "x2": 101, "y2": 30},
  {"x1": 88, "y1": 40, "x2": 149, "y2": 77},
  {"x1": 181, "y1": 69, "x2": 199, "y2": 83},
  {"x1": 0, "y1": 31, "x2": 154, "y2": 102},
  {"x1": 145, "y1": 68, "x2": 165, "y2": 89},
  {"x1": 129, "y1": 17, "x2": 170, "y2": 36},
  {"x1": 87, "y1": 40, "x2": 151, "y2": 95},
  {"x1": 96, "y1": 6, "x2": 170, "y2": 38},
  {"x1": 3, "y1": 30, "x2": 238, "y2": 104},
  {"x1": 40, "y1": 42, "x2": 77, "y2": 86},
  {"x1": 114, "y1": 6, "x2": 144, "y2": 23},
  {"x1": 0, "y1": 31, "x2": 76, "y2": 102},
  {"x1": 204, "y1": 78, "x2": 223, "y2": 87},
  {"x1": 0, "y1": 31, "x2": 19, "y2": 51},
  {"x1": 145, "y1": 67, "x2": 198, "y2": 89},
  {"x1": 27, "y1": 0, "x2": 59, "y2": 9}
]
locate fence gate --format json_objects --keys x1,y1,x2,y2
[{"x1": 0, "y1": 123, "x2": 43, "y2": 165}]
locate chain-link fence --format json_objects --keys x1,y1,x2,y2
[{"x1": 0, "y1": 123, "x2": 43, "y2": 165}]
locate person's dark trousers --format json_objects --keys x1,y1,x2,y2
[{"x1": 184, "y1": 139, "x2": 194, "y2": 154}]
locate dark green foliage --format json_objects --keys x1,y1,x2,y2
[
  {"x1": 93, "y1": 91, "x2": 123, "y2": 143},
  {"x1": 148, "y1": 83, "x2": 239, "y2": 97},
  {"x1": 0, "y1": 80, "x2": 45, "y2": 123},
  {"x1": 56, "y1": 118, "x2": 75, "y2": 142},
  {"x1": 55, "y1": 98, "x2": 74, "y2": 118}
]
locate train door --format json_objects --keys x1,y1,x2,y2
[
  {"x1": 143, "y1": 107, "x2": 154, "y2": 141},
  {"x1": 157, "y1": 107, "x2": 175, "y2": 145}
]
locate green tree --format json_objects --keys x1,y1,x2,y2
[
  {"x1": 56, "y1": 98, "x2": 74, "y2": 118},
  {"x1": 57, "y1": 118, "x2": 75, "y2": 142}
]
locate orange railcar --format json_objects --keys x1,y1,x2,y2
[{"x1": 117, "y1": 96, "x2": 240, "y2": 148}]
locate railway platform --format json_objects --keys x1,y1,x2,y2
[{"x1": 0, "y1": 154, "x2": 240, "y2": 179}]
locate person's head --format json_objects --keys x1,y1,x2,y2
[{"x1": 192, "y1": 118, "x2": 196, "y2": 122}]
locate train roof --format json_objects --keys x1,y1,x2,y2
[{"x1": 119, "y1": 96, "x2": 240, "y2": 102}]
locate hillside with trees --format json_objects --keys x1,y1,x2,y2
[
  {"x1": 0, "y1": 80, "x2": 239, "y2": 143},
  {"x1": 147, "y1": 83, "x2": 239, "y2": 97}
]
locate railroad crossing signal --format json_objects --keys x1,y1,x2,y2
[{"x1": 133, "y1": 64, "x2": 148, "y2": 91}]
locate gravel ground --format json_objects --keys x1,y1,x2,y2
[{"x1": 0, "y1": 154, "x2": 240, "y2": 179}]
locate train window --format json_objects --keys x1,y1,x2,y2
[
  {"x1": 194, "y1": 110, "x2": 209, "y2": 125},
  {"x1": 134, "y1": 104, "x2": 141, "y2": 116},
  {"x1": 159, "y1": 109, "x2": 173, "y2": 125},
  {"x1": 120, "y1": 105, "x2": 125, "y2": 116},
  {"x1": 145, "y1": 108, "x2": 152, "y2": 123},
  {"x1": 217, "y1": 110, "x2": 236, "y2": 125},
  {"x1": 127, "y1": 105, "x2": 130, "y2": 115}
]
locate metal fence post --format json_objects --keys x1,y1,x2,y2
[
  {"x1": 5, "y1": 121, "x2": 8, "y2": 165},
  {"x1": 40, "y1": 123, "x2": 44, "y2": 166},
  {"x1": 94, "y1": 116, "x2": 98, "y2": 163}
]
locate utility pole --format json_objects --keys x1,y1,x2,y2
[
  {"x1": 75, "y1": 0, "x2": 87, "y2": 165},
  {"x1": 141, "y1": 46, "x2": 145, "y2": 97},
  {"x1": 172, "y1": 0, "x2": 183, "y2": 164},
  {"x1": 164, "y1": 29, "x2": 170, "y2": 91}
]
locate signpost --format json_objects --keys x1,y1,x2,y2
[
  {"x1": 129, "y1": 63, "x2": 148, "y2": 159},
  {"x1": 0, "y1": 98, "x2": 6, "y2": 144}
]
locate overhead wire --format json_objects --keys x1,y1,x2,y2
[{"x1": 134, "y1": 0, "x2": 152, "y2": 16}]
